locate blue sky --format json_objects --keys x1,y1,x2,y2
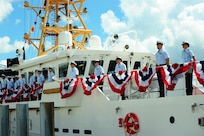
[{"x1": 1, "y1": 0, "x2": 204, "y2": 66}]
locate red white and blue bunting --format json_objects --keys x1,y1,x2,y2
[
  {"x1": 12, "y1": 86, "x2": 25, "y2": 101},
  {"x1": 160, "y1": 63, "x2": 191, "y2": 90},
  {"x1": 31, "y1": 83, "x2": 43, "y2": 100},
  {"x1": 60, "y1": 78, "x2": 79, "y2": 98},
  {"x1": 132, "y1": 66, "x2": 156, "y2": 92},
  {"x1": 107, "y1": 71, "x2": 132, "y2": 95},
  {"x1": 22, "y1": 85, "x2": 31, "y2": 101},
  {"x1": 193, "y1": 61, "x2": 204, "y2": 86},
  {"x1": 81, "y1": 74, "x2": 106, "y2": 95}
]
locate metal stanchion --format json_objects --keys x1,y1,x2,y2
[
  {"x1": 40, "y1": 102, "x2": 54, "y2": 136},
  {"x1": 0, "y1": 105, "x2": 9, "y2": 136},
  {"x1": 16, "y1": 104, "x2": 29, "y2": 136}
]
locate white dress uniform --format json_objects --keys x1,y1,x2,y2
[
  {"x1": 21, "y1": 77, "x2": 26, "y2": 88},
  {"x1": 94, "y1": 65, "x2": 104, "y2": 76},
  {"x1": 115, "y1": 62, "x2": 127, "y2": 73},
  {"x1": 155, "y1": 49, "x2": 169, "y2": 65},
  {"x1": 48, "y1": 71, "x2": 55, "y2": 82},
  {"x1": 69, "y1": 67, "x2": 79, "y2": 78},
  {"x1": 37, "y1": 74, "x2": 45, "y2": 86},
  {"x1": 29, "y1": 75, "x2": 35, "y2": 86}
]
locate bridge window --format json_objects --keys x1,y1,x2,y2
[
  {"x1": 59, "y1": 62, "x2": 69, "y2": 78},
  {"x1": 133, "y1": 61, "x2": 141, "y2": 69},
  {"x1": 75, "y1": 61, "x2": 86, "y2": 76},
  {"x1": 42, "y1": 68, "x2": 48, "y2": 80},
  {"x1": 89, "y1": 60, "x2": 104, "y2": 75}
]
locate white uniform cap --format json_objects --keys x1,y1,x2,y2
[
  {"x1": 70, "y1": 61, "x2": 77, "y2": 66},
  {"x1": 37, "y1": 69, "x2": 42, "y2": 72},
  {"x1": 116, "y1": 56, "x2": 122, "y2": 61},
  {"x1": 94, "y1": 59, "x2": 100, "y2": 62}
]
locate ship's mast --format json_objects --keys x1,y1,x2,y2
[{"x1": 24, "y1": 0, "x2": 92, "y2": 56}]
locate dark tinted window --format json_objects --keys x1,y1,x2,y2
[
  {"x1": 133, "y1": 61, "x2": 141, "y2": 69},
  {"x1": 75, "y1": 61, "x2": 86, "y2": 76},
  {"x1": 42, "y1": 68, "x2": 48, "y2": 80},
  {"x1": 59, "y1": 62, "x2": 69, "y2": 78}
]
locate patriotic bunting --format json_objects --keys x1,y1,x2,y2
[
  {"x1": 193, "y1": 61, "x2": 204, "y2": 86},
  {"x1": 60, "y1": 78, "x2": 79, "y2": 98},
  {"x1": 160, "y1": 63, "x2": 191, "y2": 90},
  {"x1": 31, "y1": 83, "x2": 43, "y2": 100},
  {"x1": 22, "y1": 85, "x2": 31, "y2": 101},
  {"x1": 5, "y1": 89, "x2": 13, "y2": 103},
  {"x1": 107, "y1": 71, "x2": 132, "y2": 95},
  {"x1": 132, "y1": 66, "x2": 156, "y2": 92},
  {"x1": 12, "y1": 86, "x2": 25, "y2": 101},
  {"x1": 81, "y1": 74, "x2": 106, "y2": 95}
]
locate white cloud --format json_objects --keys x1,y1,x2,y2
[
  {"x1": 119, "y1": 0, "x2": 147, "y2": 18},
  {"x1": 100, "y1": 0, "x2": 204, "y2": 63},
  {"x1": 178, "y1": 3, "x2": 204, "y2": 20},
  {"x1": 0, "y1": 36, "x2": 28, "y2": 53},
  {"x1": 100, "y1": 10, "x2": 127, "y2": 34},
  {"x1": 0, "y1": 60, "x2": 6, "y2": 68},
  {"x1": 15, "y1": 19, "x2": 21, "y2": 24},
  {"x1": 0, "y1": 0, "x2": 13, "y2": 23}
]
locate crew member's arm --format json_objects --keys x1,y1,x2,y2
[
  {"x1": 192, "y1": 56, "x2": 196, "y2": 62},
  {"x1": 166, "y1": 58, "x2": 170, "y2": 65}
]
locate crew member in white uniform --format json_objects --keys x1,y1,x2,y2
[
  {"x1": 0, "y1": 74, "x2": 7, "y2": 98},
  {"x1": 20, "y1": 73, "x2": 27, "y2": 89},
  {"x1": 94, "y1": 59, "x2": 104, "y2": 91},
  {"x1": 114, "y1": 57, "x2": 127, "y2": 100},
  {"x1": 29, "y1": 71, "x2": 35, "y2": 87},
  {"x1": 12, "y1": 75, "x2": 21, "y2": 101},
  {"x1": 36, "y1": 69, "x2": 45, "y2": 100},
  {"x1": 0, "y1": 74, "x2": 7, "y2": 97},
  {"x1": 37, "y1": 70, "x2": 45, "y2": 86},
  {"x1": 14, "y1": 75, "x2": 20, "y2": 91},
  {"x1": 155, "y1": 41, "x2": 170, "y2": 97},
  {"x1": 48, "y1": 67, "x2": 55, "y2": 82},
  {"x1": 69, "y1": 61, "x2": 79, "y2": 78},
  {"x1": 1, "y1": 74, "x2": 7, "y2": 91},
  {"x1": 114, "y1": 57, "x2": 127, "y2": 73},
  {"x1": 6, "y1": 76, "x2": 14, "y2": 100},
  {"x1": 181, "y1": 41, "x2": 196, "y2": 95},
  {"x1": 94, "y1": 59, "x2": 104, "y2": 76}
]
